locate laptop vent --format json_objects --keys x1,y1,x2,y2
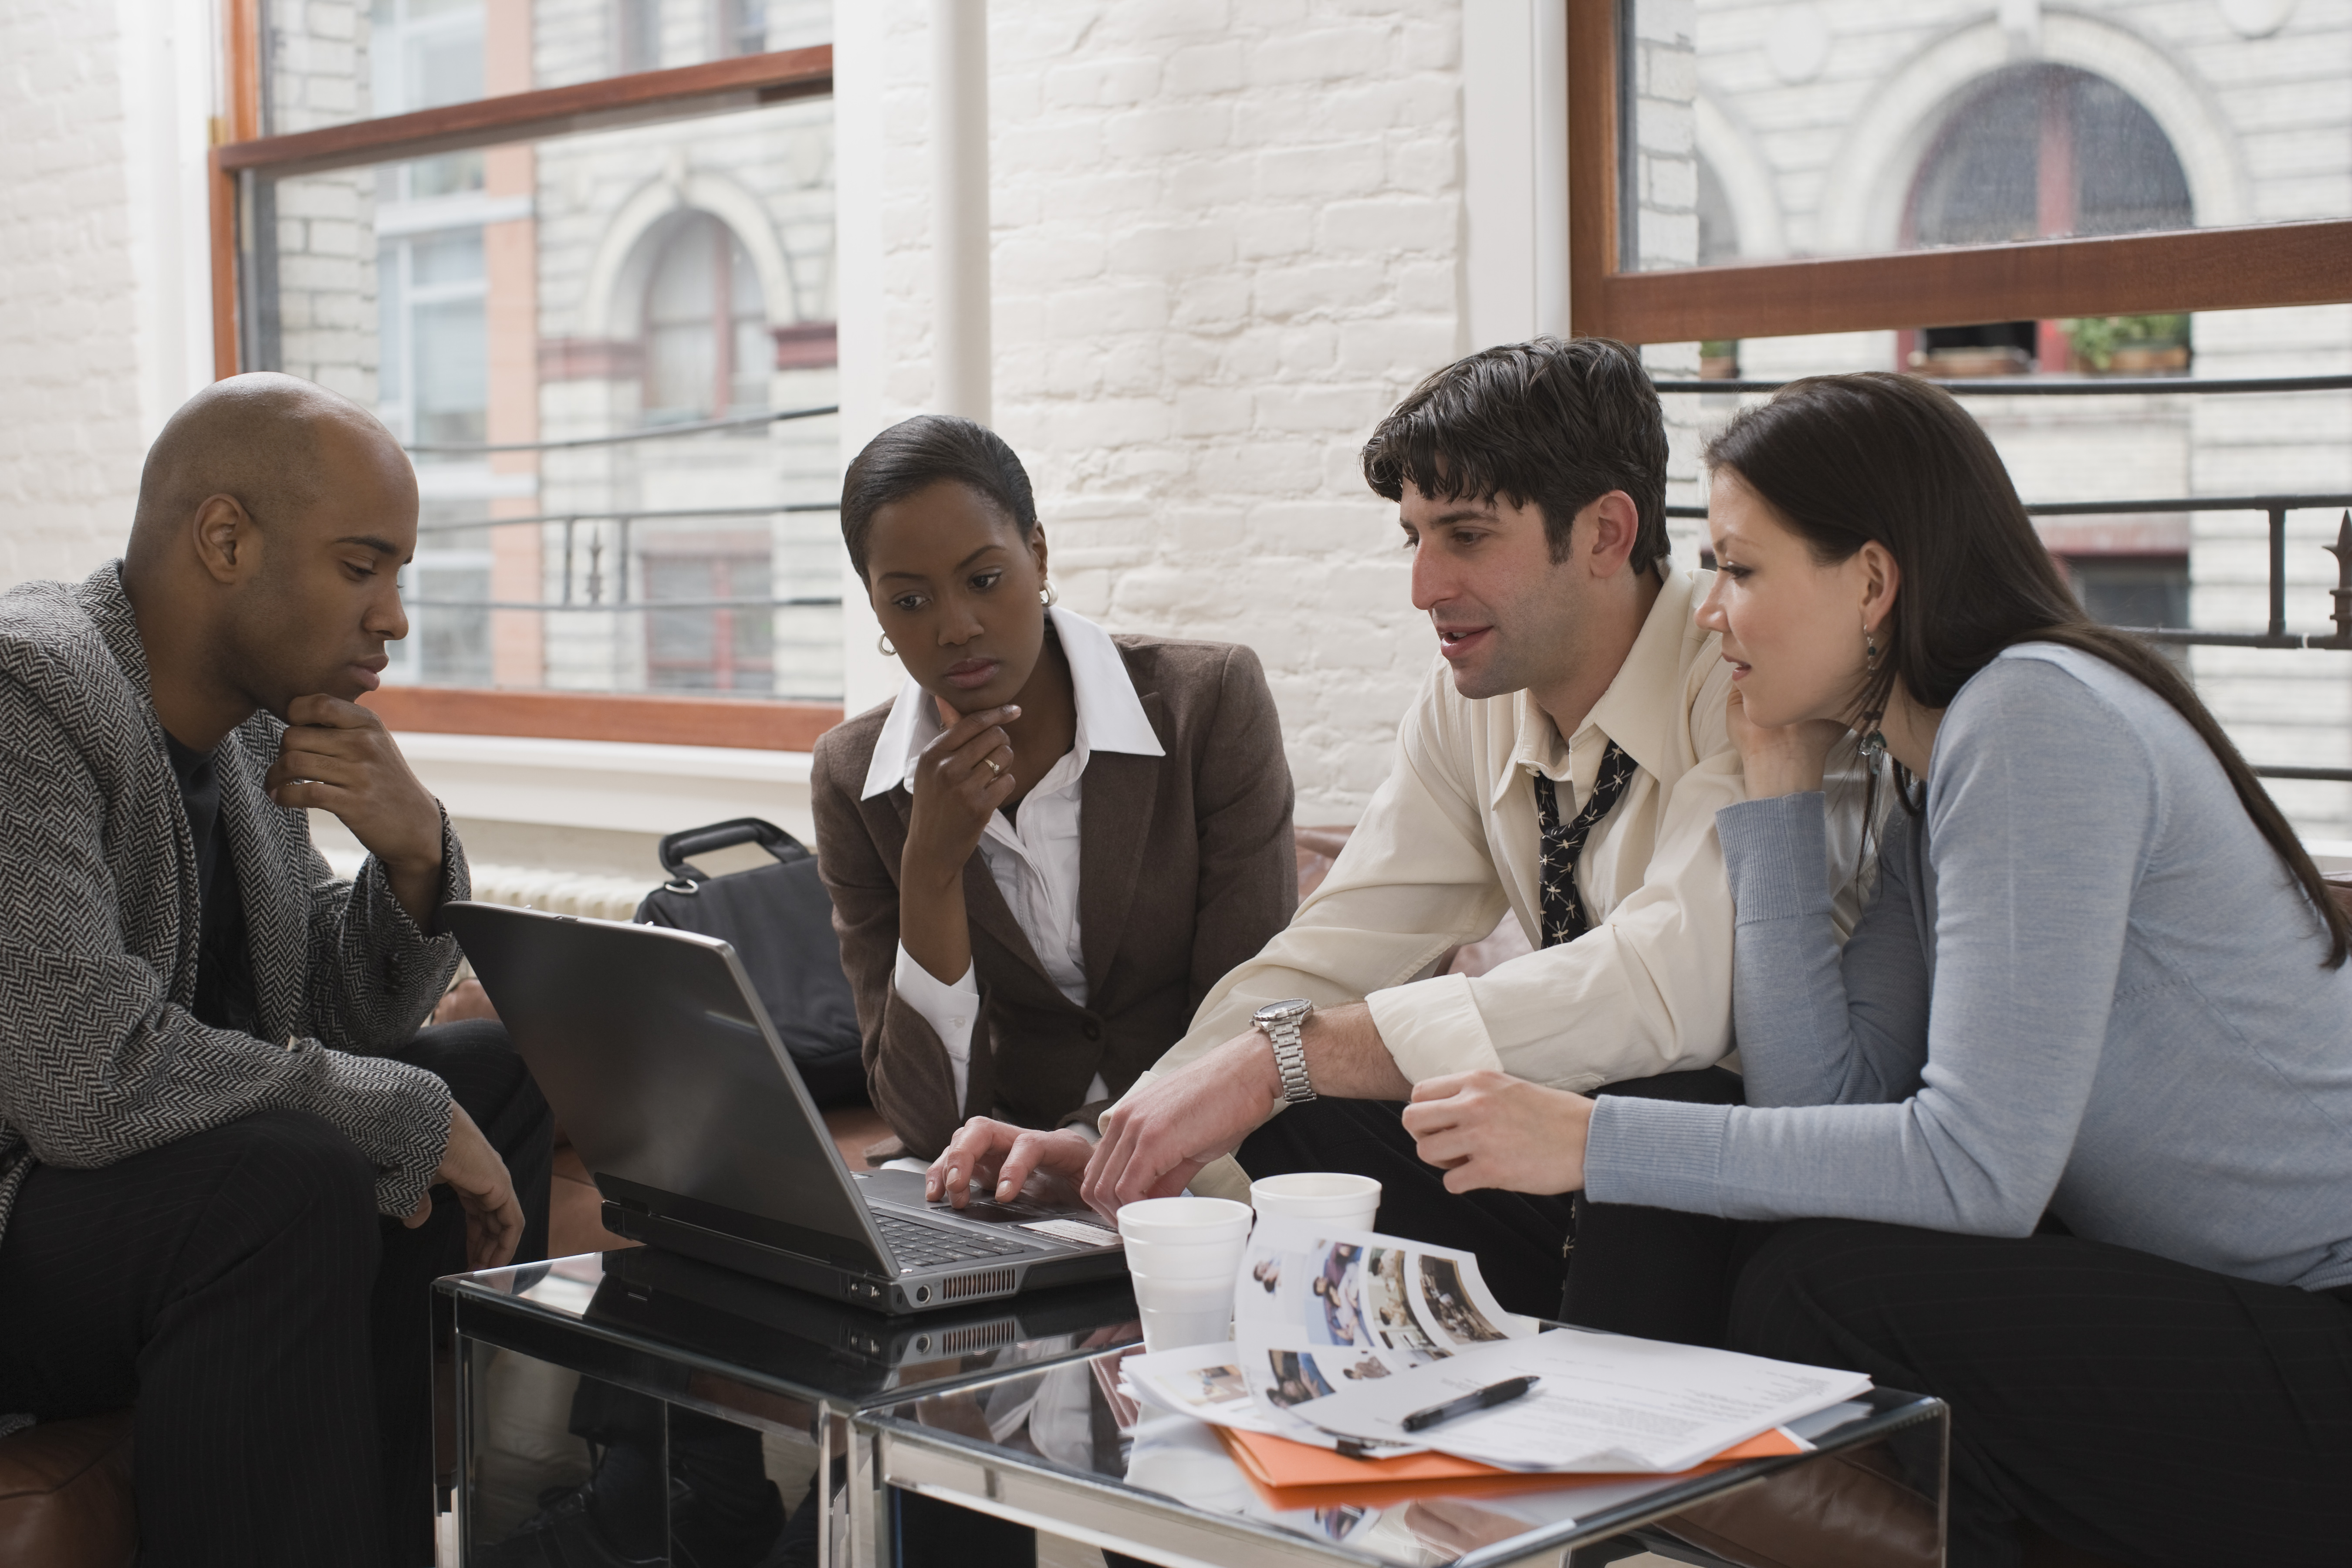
[
  {"x1": 938, "y1": 1267, "x2": 1018, "y2": 1302},
  {"x1": 937, "y1": 1319, "x2": 1019, "y2": 1357}
]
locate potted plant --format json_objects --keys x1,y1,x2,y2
[{"x1": 2064, "y1": 314, "x2": 2191, "y2": 374}]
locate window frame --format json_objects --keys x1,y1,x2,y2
[
  {"x1": 1565, "y1": 0, "x2": 2352, "y2": 345},
  {"x1": 207, "y1": 6, "x2": 838, "y2": 747}
]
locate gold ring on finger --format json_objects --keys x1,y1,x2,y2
[{"x1": 983, "y1": 758, "x2": 1003, "y2": 778}]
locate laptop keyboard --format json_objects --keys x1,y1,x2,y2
[{"x1": 875, "y1": 1211, "x2": 1031, "y2": 1273}]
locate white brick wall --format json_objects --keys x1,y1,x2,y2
[
  {"x1": 0, "y1": 1, "x2": 146, "y2": 588},
  {"x1": 848, "y1": 0, "x2": 1472, "y2": 818}
]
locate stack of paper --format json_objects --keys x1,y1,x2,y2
[{"x1": 1119, "y1": 1215, "x2": 1871, "y2": 1476}]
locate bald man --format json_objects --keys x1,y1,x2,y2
[{"x1": 0, "y1": 374, "x2": 551, "y2": 1567}]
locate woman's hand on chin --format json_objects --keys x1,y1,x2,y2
[
  {"x1": 904, "y1": 704, "x2": 1022, "y2": 885},
  {"x1": 926, "y1": 1116, "x2": 1094, "y2": 1209},
  {"x1": 1726, "y1": 686, "x2": 1848, "y2": 798},
  {"x1": 1399, "y1": 1071, "x2": 1592, "y2": 1196}
]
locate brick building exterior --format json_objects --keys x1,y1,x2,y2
[{"x1": 3, "y1": 0, "x2": 2347, "y2": 833}]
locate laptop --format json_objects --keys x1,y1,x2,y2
[
  {"x1": 592, "y1": 1244, "x2": 1139, "y2": 1391},
  {"x1": 444, "y1": 901, "x2": 1127, "y2": 1313}
]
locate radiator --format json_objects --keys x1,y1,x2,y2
[{"x1": 319, "y1": 850, "x2": 650, "y2": 923}]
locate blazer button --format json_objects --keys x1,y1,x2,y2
[{"x1": 1082, "y1": 1020, "x2": 1102, "y2": 1042}]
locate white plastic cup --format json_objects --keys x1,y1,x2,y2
[
  {"x1": 1248, "y1": 1172, "x2": 1382, "y2": 1232},
  {"x1": 1116, "y1": 1196, "x2": 1253, "y2": 1247},
  {"x1": 1136, "y1": 1301, "x2": 1232, "y2": 1355},
  {"x1": 1124, "y1": 1270, "x2": 1231, "y2": 1310},
  {"x1": 1119, "y1": 1236, "x2": 1247, "y2": 1283},
  {"x1": 1119, "y1": 1197, "x2": 1250, "y2": 1350}
]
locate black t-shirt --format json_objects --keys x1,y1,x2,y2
[{"x1": 163, "y1": 733, "x2": 260, "y2": 1034}]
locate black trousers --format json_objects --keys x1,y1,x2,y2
[
  {"x1": 1721, "y1": 1220, "x2": 2352, "y2": 1568},
  {"x1": 1236, "y1": 1068, "x2": 1744, "y2": 1322},
  {"x1": 0, "y1": 1020, "x2": 550, "y2": 1568}
]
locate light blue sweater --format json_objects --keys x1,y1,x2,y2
[{"x1": 1585, "y1": 643, "x2": 2352, "y2": 1293}]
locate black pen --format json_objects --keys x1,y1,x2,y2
[{"x1": 1400, "y1": 1375, "x2": 1540, "y2": 1433}]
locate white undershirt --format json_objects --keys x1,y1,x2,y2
[{"x1": 861, "y1": 608, "x2": 1166, "y2": 1118}]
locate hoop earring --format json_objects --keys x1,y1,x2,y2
[
  {"x1": 1040, "y1": 581, "x2": 1059, "y2": 608},
  {"x1": 876, "y1": 632, "x2": 896, "y2": 657}
]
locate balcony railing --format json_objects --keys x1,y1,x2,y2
[{"x1": 1656, "y1": 371, "x2": 2352, "y2": 784}]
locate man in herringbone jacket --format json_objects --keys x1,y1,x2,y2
[{"x1": 0, "y1": 375, "x2": 550, "y2": 1567}]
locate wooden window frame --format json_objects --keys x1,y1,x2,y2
[
  {"x1": 1565, "y1": 0, "x2": 2352, "y2": 345},
  {"x1": 208, "y1": 8, "x2": 840, "y2": 748}
]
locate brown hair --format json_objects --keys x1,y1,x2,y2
[
  {"x1": 1361, "y1": 337, "x2": 1673, "y2": 574},
  {"x1": 1707, "y1": 371, "x2": 2349, "y2": 968}
]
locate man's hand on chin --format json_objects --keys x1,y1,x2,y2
[
  {"x1": 1081, "y1": 1032, "x2": 1281, "y2": 1218},
  {"x1": 265, "y1": 694, "x2": 446, "y2": 929}
]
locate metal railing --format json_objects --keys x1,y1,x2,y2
[
  {"x1": 401, "y1": 504, "x2": 847, "y2": 612},
  {"x1": 404, "y1": 401, "x2": 839, "y2": 455},
  {"x1": 1656, "y1": 369, "x2": 2352, "y2": 781},
  {"x1": 400, "y1": 404, "x2": 847, "y2": 616}
]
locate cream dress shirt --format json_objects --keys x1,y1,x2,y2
[
  {"x1": 859, "y1": 607, "x2": 1167, "y2": 1116},
  {"x1": 1132, "y1": 567, "x2": 1869, "y2": 1203}
]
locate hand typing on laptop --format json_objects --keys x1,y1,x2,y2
[{"x1": 926, "y1": 1117, "x2": 1094, "y2": 1211}]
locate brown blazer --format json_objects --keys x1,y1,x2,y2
[{"x1": 811, "y1": 635, "x2": 1297, "y2": 1158}]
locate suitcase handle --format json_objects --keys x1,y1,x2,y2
[{"x1": 656, "y1": 817, "x2": 809, "y2": 889}]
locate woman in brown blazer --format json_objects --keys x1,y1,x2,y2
[{"x1": 811, "y1": 414, "x2": 1297, "y2": 1174}]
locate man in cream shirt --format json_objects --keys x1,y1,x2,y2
[{"x1": 1054, "y1": 337, "x2": 1862, "y2": 1322}]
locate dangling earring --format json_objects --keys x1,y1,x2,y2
[
  {"x1": 1858, "y1": 623, "x2": 1888, "y2": 767},
  {"x1": 1039, "y1": 581, "x2": 1058, "y2": 608},
  {"x1": 876, "y1": 632, "x2": 896, "y2": 657}
]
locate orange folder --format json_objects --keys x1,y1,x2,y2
[{"x1": 1213, "y1": 1423, "x2": 1806, "y2": 1512}]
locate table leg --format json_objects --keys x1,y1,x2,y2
[{"x1": 847, "y1": 1422, "x2": 889, "y2": 1568}]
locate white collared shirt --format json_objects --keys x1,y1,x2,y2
[
  {"x1": 860, "y1": 607, "x2": 1167, "y2": 1114},
  {"x1": 1130, "y1": 568, "x2": 1870, "y2": 1203}
]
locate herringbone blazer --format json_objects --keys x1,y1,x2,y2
[{"x1": 0, "y1": 564, "x2": 467, "y2": 1248}]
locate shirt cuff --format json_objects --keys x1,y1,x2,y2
[
  {"x1": 1363, "y1": 972, "x2": 1507, "y2": 1085},
  {"x1": 892, "y1": 944, "x2": 980, "y2": 1111}
]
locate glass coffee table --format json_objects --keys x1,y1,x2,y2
[
  {"x1": 858, "y1": 1346, "x2": 1948, "y2": 1568},
  {"x1": 440, "y1": 1250, "x2": 1946, "y2": 1567},
  {"x1": 436, "y1": 1247, "x2": 1146, "y2": 1565}
]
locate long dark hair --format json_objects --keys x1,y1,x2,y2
[{"x1": 1707, "y1": 372, "x2": 2349, "y2": 968}]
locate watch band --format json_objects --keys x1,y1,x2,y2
[{"x1": 1263, "y1": 1016, "x2": 1316, "y2": 1104}]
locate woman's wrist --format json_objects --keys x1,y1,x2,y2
[{"x1": 1738, "y1": 749, "x2": 1827, "y2": 798}]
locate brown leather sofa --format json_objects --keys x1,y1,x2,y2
[{"x1": 0, "y1": 1410, "x2": 136, "y2": 1568}]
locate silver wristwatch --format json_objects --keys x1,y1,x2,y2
[{"x1": 1253, "y1": 998, "x2": 1317, "y2": 1105}]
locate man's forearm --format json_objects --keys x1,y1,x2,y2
[{"x1": 1301, "y1": 1002, "x2": 1415, "y2": 1101}]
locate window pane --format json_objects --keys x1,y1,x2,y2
[
  {"x1": 250, "y1": 84, "x2": 840, "y2": 703},
  {"x1": 271, "y1": 0, "x2": 831, "y2": 135},
  {"x1": 1641, "y1": 311, "x2": 2352, "y2": 839},
  {"x1": 1621, "y1": 2, "x2": 2352, "y2": 272}
]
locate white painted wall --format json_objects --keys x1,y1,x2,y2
[
  {"x1": 832, "y1": 0, "x2": 1487, "y2": 818},
  {"x1": 0, "y1": 0, "x2": 216, "y2": 591}
]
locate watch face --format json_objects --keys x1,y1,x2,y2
[{"x1": 1254, "y1": 998, "x2": 1313, "y2": 1027}]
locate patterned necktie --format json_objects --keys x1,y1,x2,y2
[{"x1": 1533, "y1": 740, "x2": 1639, "y2": 948}]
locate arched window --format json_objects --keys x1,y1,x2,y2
[
  {"x1": 1911, "y1": 65, "x2": 2193, "y2": 250},
  {"x1": 641, "y1": 212, "x2": 769, "y2": 424},
  {"x1": 1906, "y1": 66, "x2": 2193, "y2": 375}
]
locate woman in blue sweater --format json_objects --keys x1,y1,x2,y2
[{"x1": 1401, "y1": 373, "x2": 2352, "y2": 1568}]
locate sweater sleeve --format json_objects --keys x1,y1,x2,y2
[
  {"x1": 1586, "y1": 657, "x2": 2153, "y2": 1235},
  {"x1": 1713, "y1": 793, "x2": 1933, "y2": 1109},
  {"x1": 809, "y1": 730, "x2": 974, "y2": 1159}
]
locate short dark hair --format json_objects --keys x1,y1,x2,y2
[
  {"x1": 841, "y1": 414, "x2": 1037, "y2": 580},
  {"x1": 1360, "y1": 337, "x2": 1671, "y2": 574}
]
